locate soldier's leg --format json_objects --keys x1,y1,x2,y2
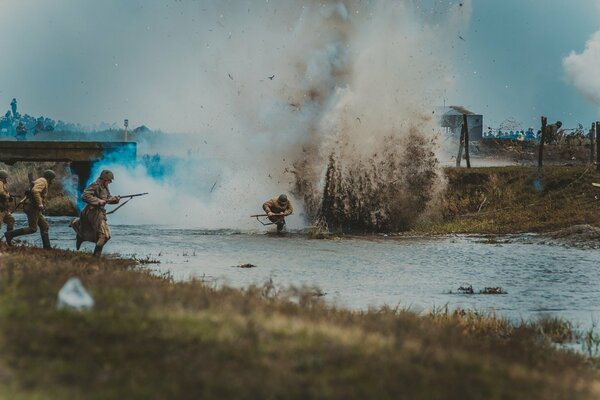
[
  {"x1": 93, "y1": 219, "x2": 112, "y2": 257},
  {"x1": 93, "y1": 234, "x2": 109, "y2": 257},
  {"x1": 4, "y1": 212, "x2": 14, "y2": 232},
  {"x1": 38, "y1": 215, "x2": 51, "y2": 249},
  {"x1": 5, "y1": 209, "x2": 38, "y2": 245}
]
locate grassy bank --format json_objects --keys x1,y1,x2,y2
[
  {"x1": 0, "y1": 161, "x2": 77, "y2": 216},
  {"x1": 0, "y1": 245, "x2": 598, "y2": 399},
  {"x1": 415, "y1": 165, "x2": 600, "y2": 234}
]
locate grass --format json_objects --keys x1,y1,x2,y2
[
  {"x1": 413, "y1": 165, "x2": 600, "y2": 234},
  {"x1": 0, "y1": 245, "x2": 598, "y2": 399},
  {"x1": 0, "y1": 161, "x2": 77, "y2": 216}
]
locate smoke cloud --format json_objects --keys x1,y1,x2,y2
[
  {"x1": 564, "y1": 30, "x2": 600, "y2": 108},
  {"x1": 2, "y1": 0, "x2": 472, "y2": 230}
]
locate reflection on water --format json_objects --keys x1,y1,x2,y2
[{"x1": 11, "y1": 215, "x2": 600, "y2": 330}]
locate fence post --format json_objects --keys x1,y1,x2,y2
[
  {"x1": 538, "y1": 116, "x2": 547, "y2": 169},
  {"x1": 463, "y1": 114, "x2": 471, "y2": 168},
  {"x1": 590, "y1": 123, "x2": 595, "y2": 165},
  {"x1": 456, "y1": 121, "x2": 464, "y2": 167}
]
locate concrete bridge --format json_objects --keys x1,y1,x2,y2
[{"x1": 0, "y1": 141, "x2": 136, "y2": 192}]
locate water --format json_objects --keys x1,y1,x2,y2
[{"x1": 11, "y1": 215, "x2": 600, "y2": 330}]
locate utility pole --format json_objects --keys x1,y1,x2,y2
[
  {"x1": 596, "y1": 121, "x2": 600, "y2": 173},
  {"x1": 463, "y1": 114, "x2": 471, "y2": 168},
  {"x1": 124, "y1": 119, "x2": 129, "y2": 142}
]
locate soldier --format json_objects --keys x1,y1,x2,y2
[
  {"x1": 70, "y1": 170, "x2": 120, "y2": 257},
  {"x1": 15, "y1": 121, "x2": 26, "y2": 141},
  {"x1": 4, "y1": 169, "x2": 56, "y2": 249},
  {"x1": 544, "y1": 121, "x2": 562, "y2": 144},
  {"x1": 0, "y1": 170, "x2": 15, "y2": 236},
  {"x1": 262, "y1": 194, "x2": 293, "y2": 233}
]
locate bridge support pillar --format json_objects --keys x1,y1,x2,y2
[{"x1": 70, "y1": 161, "x2": 92, "y2": 194}]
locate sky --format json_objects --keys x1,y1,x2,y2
[
  {"x1": 451, "y1": 0, "x2": 600, "y2": 130},
  {"x1": 0, "y1": 0, "x2": 599, "y2": 133}
]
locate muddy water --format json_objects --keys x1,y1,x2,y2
[{"x1": 13, "y1": 215, "x2": 600, "y2": 330}]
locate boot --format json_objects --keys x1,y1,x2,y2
[
  {"x1": 4, "y1": 228, "x2": 28, "y2": 246},
  {"x1": 76, "y1": 235, "x2": 83, "y2": 250},
  {"x1": 41, "y1": 231, "x2": 51, "y2": 250},
  {"x1": 93, "y1": 245, "x2": 104, "y2": 257},
  {"x1": 276, "y1": 221, "x2": 285, "y2": 233}
]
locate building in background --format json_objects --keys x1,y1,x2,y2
[{"x1": 437, "y1": 106, "x2": 483, "y2": 141}]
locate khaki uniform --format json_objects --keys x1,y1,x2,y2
[
  {"x1": 0, "y1": 180, "x2": 14, "y2": 231},
  {"x1": 262, "y1": 197, "x2": 293, "y2": 231},
  {"x1": 22, "y1": 177, "x2": 49, "y2": 234},
  {"x1": 71, "y1": 179, "x2": 116, "y2": 246},
  {"x1": 544, "y1": 124, "x2": 560, "y2": 144}
]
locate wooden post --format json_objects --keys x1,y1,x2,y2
[
  {"x1": 463, "y1": 114, "x2": 471, "y2": 168},
  {"x1": 596, "y1": 121, "x2": 600, "y2": 172},
  {"x1": 590, "y1": 123, "x2": 595, "y2": 165},
  {"x1": 456, "y1": 123, "x2": 464, "y2": 167},
  {"x1": 538, "y1": 116, "x2": 547, "y2": 169}
]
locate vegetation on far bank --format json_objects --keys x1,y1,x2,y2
[
  {"x1": 414, "y1": 165, "x2": 600, "y2": 235},
  {"x1": 0, "y1": 245, "x2": 599, "y2": 399}
]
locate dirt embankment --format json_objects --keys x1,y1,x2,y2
[
  {"x1": 472, "y1": 139, "x2": 592, "y2": 166},
  {"x1": 415, "y1": 165, "x2": 600, "y2": 235}
]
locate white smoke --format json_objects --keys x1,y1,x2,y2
[
  {"x1": 2, "y1": 0, "x2": 472, "y2": 229},
  {"x1": 564, "y1": 30, "x2": 600, "y2": 107}
]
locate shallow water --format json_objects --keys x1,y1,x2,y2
[{"x1": 11, "y1": 214, "x2": 600, "y2": 330}]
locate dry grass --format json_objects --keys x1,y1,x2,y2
[
  {"x1": 414, "y1": 165, "x2": 600, "y2": 234},
  {"x1": 0, "y1": 245, "x2": 598, "y2": 399},
  {"x1": 0, "y1": 162, "x2": 77, "y2": 216}
]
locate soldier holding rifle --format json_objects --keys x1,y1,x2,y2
[
  {"x1": 71, "y1": 170, "x2": 148, "y2": 256},
  {"x1": 0, "y1": 170, "x2": 15, "y2": 236},
  {"x1": 5, "y1": 169, "x2": 56, "y2": 248},
  {"x1": 262, "y1": 194, "x2": 293, "y2": 233},
  {"x1": 71, "y1": 170, "x2": 121, "y2": 257}
]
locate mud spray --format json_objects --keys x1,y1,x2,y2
[{"x1": 80, "y1": 0, "x2": 473, "y2": 231}]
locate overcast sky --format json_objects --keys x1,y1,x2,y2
[{"x1": 0, "y1": 0, "x2": 599, "y2": 132}]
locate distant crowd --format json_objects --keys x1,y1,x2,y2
[
  {"x1": 0, "y1": 98, "x2": 131, "y2": 140},
  {"x1": 483, "y1": 128, "x2": 540, "y2": 142}
]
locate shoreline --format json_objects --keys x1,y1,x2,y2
[{"x1": 0, "y1": 244, "x2": 598, "y2": 399}]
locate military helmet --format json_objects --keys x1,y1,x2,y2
[
  {"x1": 556, "y1": 121, "x2": 563, "y2": 127},
  {"x1": 100, "y1": 170, "x2": 114, "y2": 181},
  {"x1": 278, "y1": 194, "x2": 288, "y2": 204},
  {"x1": 0, "y1": 170, "x2": 8, "y2": 179},
  {"x1": 43, "y1": 169, "x2": 56, "y2": 180}
]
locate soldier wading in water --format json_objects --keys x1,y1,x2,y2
[
  {"x1": 5, "y1": 169, "x2": 56, "y2": 249},
  {"x1": 71, "y1": 170, "x2": 120, "y2": 257},
  {"x1": 262, "y1": 194, "x2": 293, "y2": 233}
]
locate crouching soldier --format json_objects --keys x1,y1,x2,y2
[
  {"x1": 5, "y1": 169, "x2": 56, "y2": 249},
  {"x1": 262, "y1": 194, "x2": 293, "y2": 233},
  {"x1": 0, "y1": 170, "x2": 15, "y2": 235},
  {"x1": 71, "y1": 170, "x2": 120, "y2": 257}
]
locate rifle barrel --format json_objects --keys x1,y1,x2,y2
[
  {"x1": 118, "y1": 192, "x2": 149, "y2": 198},
  {"x1": 250, "y1": 213, "x2": 285, "y2": 218}
]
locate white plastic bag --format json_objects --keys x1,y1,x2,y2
[{"x1": 57, "y1": 277, "x2": 94, "y2": 310}]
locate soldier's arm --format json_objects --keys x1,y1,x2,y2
[
  {"x1": 81, "y1": 184, "x2": 103, "y2": 206},
  {"x1": 262, "y1": 200, "x2": 273, "y2": 213},
  {"x1": 285, "y1": 202, "x2": 293, "y2": 216},
  {"x1": 0, "y1": 183, "x2": 9, "y2": 201},
  {"x1": 31, "y1": 179, "x2": 46, "y2": 206}
]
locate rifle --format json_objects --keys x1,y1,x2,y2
[
  {"x1": 250, "y1": 212, "x2": 288, "y2": 226},
  {"x1": 116, "y1": 192, "x2": 149, "y2": 199},
  {"x1": 106, "y1": 193, "x2": 149, "y2": 215}
]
